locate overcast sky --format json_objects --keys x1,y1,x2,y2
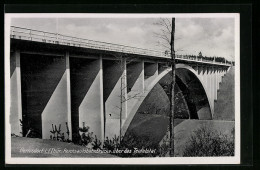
[{"x1": 11, "y1": 17, "x2": 235, "y2": 60}]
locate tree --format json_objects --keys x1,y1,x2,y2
[
  {"x1": 198, "y1": 51, "x2": 203, "y2": 57},
  {"x1": 112, "y1": 53, "x2": 144, "y2": 142},
  {"x1": 169, "y1": 18, "x2": 176, "y2": 157},
  {"x1": 155, "y1": 18, "x2": 176, "y2": 156}
]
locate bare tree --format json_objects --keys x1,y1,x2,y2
[
  {"x1": 154, "y1": 18, "x2": 176, "y2": 156},
  {"x1": 112, "y1": 53, "x2": 144, "y2": 142}
]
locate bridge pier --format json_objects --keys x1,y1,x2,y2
[
  {"x1": 217, "y1": 67, "x2": 221, "y2": 90},
  {"x1": 13, "y1": 51, "x2": 72, "y2": 139},
  {"x1": 196, "y1": 65, "x2": 204, "y2": 84},
  {"x1": 209, "y1": 66, "x2": 214, "y2": 116},
  {"x1": 70, "y1": 56, "x2": 104, "y2": 141},
  {"x1": 144, "y1": 61, "x2": 158, "y2": 90},
  {"x1": 103, "y1": 58, "x2": 127, "y2": 138},
  {"x1": 41, "y1": 52, "x2": 72, "y2": 140},
  {"x1": 220, "y1": 68, "x2": 223, "y2": 85},
  {"x1": 10, "y1": 50, "x2": 23, "y2": 136},
  {"x1": 214, "y1": 67, "x2": 218, "y2": 101},
  {"x1": 126, "y1": 60, "x2": 145, "y2": 116}
]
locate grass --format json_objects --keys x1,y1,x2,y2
[{"x1": 124, "y1": 112, "x2": 184, "y2": 147}]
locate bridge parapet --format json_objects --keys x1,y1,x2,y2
[{"x1": 10, "y1": 26, "x2": 231, "y2": 66}]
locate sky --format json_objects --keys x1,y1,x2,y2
[{"x1": 11, "y1": 17, "x2": 235, "y2": 60}]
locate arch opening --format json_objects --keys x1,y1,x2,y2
[{"x1": 122, "y1": 65, "x2": 211, "y2": 151}]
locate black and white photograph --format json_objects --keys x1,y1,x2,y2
[{"x1": 4, "y1": 13, "x2": 240, "y2": 164}]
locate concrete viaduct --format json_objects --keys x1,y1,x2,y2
[{"x1": 9, "y1": 26, "x2": 231, "y2": 142}]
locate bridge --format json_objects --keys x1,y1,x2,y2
[{"x1": 9, "y1": 26, "x2": 231, "y2": 142}]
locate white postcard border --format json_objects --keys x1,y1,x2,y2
[{"x1": 5, "y1": 13, "x2": 240, "y2": 165}]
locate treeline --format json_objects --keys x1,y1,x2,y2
[{"x1": 178, "y1": 54, "x2": 233, "y2": 64}]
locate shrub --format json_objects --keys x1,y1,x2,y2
[
  {"x1": 49, "y1": 123, "x2": 71, "y2": 142},
  {"x1": 183, "y1": 125, "x2": 234, "y2": 156},
  {"x1": 100, "y1": 133, "x2": 160, "y2": 157},
  {"x1": 92, "y1": 135, "x2": 102, "y2": 149},
  {"x1": 119, "y1": 133, "x2": 160, "y2": 157},
  {"x1": 158, "y1": 134, "x2": 170, "y2": 157},
  {"x1": 73, "y1": 122, "x2": 94, "y2": 147},
  {"x1": 103, "y1": 135, "x2": 121, "y2": 151}
]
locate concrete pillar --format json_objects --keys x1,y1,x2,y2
[
  {"x1": 217, "y1": 67, "x2": 220, "y2": 90},
  {"x1": 126, "y1": 60, "x2": 144, "y2": 116},
  {"x1": 211, "y1": 67, "x2": 215, "y2": 101},
  {"x1": 201, "y1": 66, "x2": 207, "y2": 86},
  {"x1": 197, "y1": 65, "x2": 204, "y2": 85},
  {"x1": 214, "y1": 67, "x2": 218, "y2": 101},
  {"x1": 220, "y1": 68, "x2": 223, "y2": 83},
  {"x1": 41, "y1": 52, "x2": 72, "y2": 140},
  {"x1": 205, "y1": 67, "x2": 210, "y2": 99},
  {"x1": 70, "y1": 56, "x2": 104, "y2": 141},
  {"x1": 210, "y1": 67, "x2": 214, "y2": 115},
  {"x1": 65, "y1": 52, "x2": 72, "y2": 140},
  {"x1": 227, "y1": 66, "x2": 231, "y2": 72},
  {"x1": 103, "y1": 58, "x2": 127, "y2": 138},
  {"x1": 144, "y1": 62, "x2": 158, "y2": 90},
  {"x1": 204, "y1": 66, "x2": 214, "y2": 117},
  {"x1": 10, "y1": 50, "x2": 23, "y2": 136},
  {"x1": 208, "y1": 67, "x2": 212, "y2": 106}
]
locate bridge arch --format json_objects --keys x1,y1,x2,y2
[{"x1": 121, "y1": 63, "x2": 213, "y2": 136}]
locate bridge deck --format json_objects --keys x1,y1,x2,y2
[{"x1": 10, "y1": 26, "x2": 230, "y2": 66}]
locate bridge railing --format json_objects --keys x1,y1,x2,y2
[{"x1": 10, "y1": 26, "x2": 230, "y2": 66}]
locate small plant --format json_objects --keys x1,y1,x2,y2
[
  {"x1": 65, "y1": 122, "x2": 70, "y2": 139},
  {"x1": 103, "y1": 135, "x2": 121, "y2": 151},
  {"x1": 50, "y1": 124, "x2": 61, "y2": 141},
  {"x1": 73, "y1": 122, "x2": 94, "y2": 147},
  {"x1": 49, "y1": 123, "x2": 71, "y2": 142},
  {"x1": 92, "y1": 135, "x2": 102, "y2": 149}
]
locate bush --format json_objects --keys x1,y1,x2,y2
[
  {"x1": 101, "y1": 133, "x2": 160, "y2": 157},
  {"x1": 49, "y1": 123, "x2": 71, "y2": 143},
  {"x1": 183, "y1": 125, "x2": 234, "y2": 156},
  {"x1": 92, "y1": 135, "x2": 102, "y2": 149},
  {"x1": 72, "y1": 122, "x2": 94, "y2": 146}
]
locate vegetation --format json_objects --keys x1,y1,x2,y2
[
  {"x1": 49, "y1": 122, "x2": 71, "y2": 142},
  {"x1": 72, "y1": 122, "x2": 94, "y2": 147},
  {"x1": 101, "y1": 133, "x2": 160, "y2": 157},
  {"x1": 183, "y1": 125, "x2": 234, "y2": 156},
  {"x1": 92, "y1": 135, "x2": 102, "y2": 149}
]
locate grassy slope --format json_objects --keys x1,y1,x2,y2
[
  {"x1": 124, "y1": 113, "x2": 184, "y2": 147},
  {"x1": 124, "y1": 83, "x2": 185, "y2": 147},
  {"x1": 11, "y1": 137, "x2": 116, "y2": 157},
  {"x1": 214, "y1": 67, "x2": 235, "y2": 120}
]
